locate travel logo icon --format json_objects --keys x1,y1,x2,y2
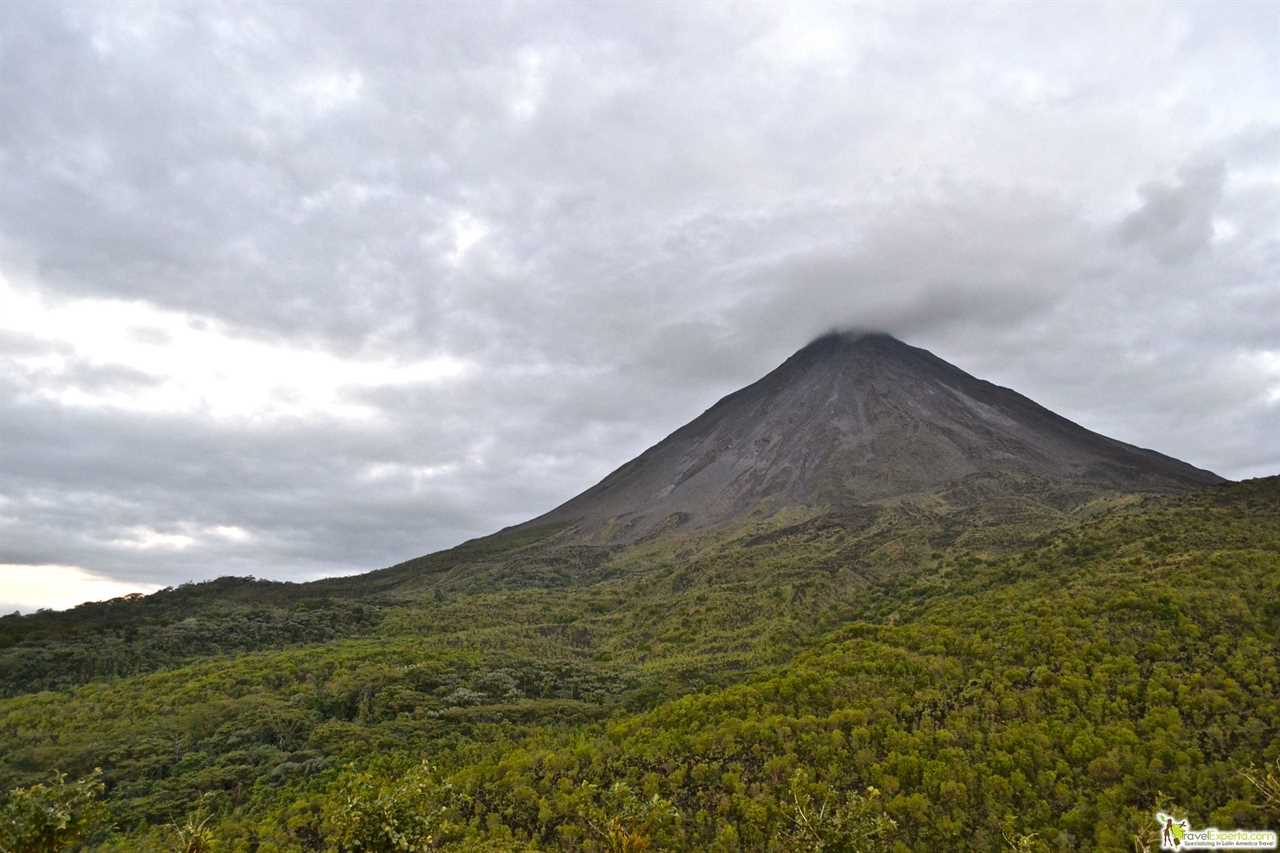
[{"x1": 1156, "y1": 812, "x2": 1277, "y2": 850}]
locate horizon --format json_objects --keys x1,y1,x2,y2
[
  {"x1": 2, "y1": 331, "x2": 1258, "y2": 615},
  {"x1": 2, "y1": 1, "x2": 1279, "y2": 612}
]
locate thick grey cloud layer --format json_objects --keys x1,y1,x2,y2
[{"x1": 1, "y1": 1, "x2": 1278, "y2": 608}]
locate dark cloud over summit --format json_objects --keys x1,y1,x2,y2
[{"x1": 0, "y1": 1, "x2": 1277, "y2": 609}]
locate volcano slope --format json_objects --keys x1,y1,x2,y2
[
  {"x1": 523, "y1": 332, "x2": 1220, "y2": 543},
  {"x1": 3, "y1": 335, "x2": 1274, "y2": 852}
]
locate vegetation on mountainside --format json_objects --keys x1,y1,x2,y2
[
  {"x1": 0, "y1": 584, "x2": 382, "y2": 697},
  {"x1": 0, "y1": 770, "x2": 106, "y2": 853},
  {"x1": 1, "y1": 478, "x2": 1277, "y2": 850}
]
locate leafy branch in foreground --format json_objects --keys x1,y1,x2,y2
[
  {"x1": 321, "y1": 760, "x2": 455, "y2": 851},
  {"x1": 783, "y1": 769, "x2": 896, "y2": 852},
  {"x1": 1240, "y1": 759, "x2": 1280, "y2": 817},
  {"x1": 0, "y1": 769, "x2": 107, "y2": 853}
]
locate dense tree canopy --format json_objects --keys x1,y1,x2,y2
[{"x1": 2, "y1": 479, "x2": 1277, "y2": 850}]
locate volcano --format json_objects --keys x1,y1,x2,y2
[{"x1": 523, "y1": 331, "x2": 1223, "y2": 541}]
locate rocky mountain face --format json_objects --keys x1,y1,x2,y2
[{"x1": 523, "y1": 332, "x2": 1223, "y2": 541}]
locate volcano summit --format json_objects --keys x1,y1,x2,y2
[{"x1": 526, "y1": 331, "x2": 1222, "y2": 541}]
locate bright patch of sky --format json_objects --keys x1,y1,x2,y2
[
  {"x1": 0, "y1": 564, "x2": 161, "y2": 613},
  {"x1": 0, "y1": 273, "x2": 470, "y2": 421}
]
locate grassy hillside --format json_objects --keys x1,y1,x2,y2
[{"x1": 1, "y1": 479, "x2": 1277, "y2": 850}]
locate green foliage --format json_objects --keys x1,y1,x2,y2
[
  {"x1": 573, "y1": 782, "x2": 678, "y2": 853},
  {"x1": 0, "y1": 581, "x2": 381, "y2": 696},
  {"x1": 0, "y1": 769, "x2": 107, "y2": 852},
  {"x1": 321, "y1": 761, "x2": 455, "y2": 851},
  {"x1": 164, "y1": 793, "x2": 217, "y2": 853},
  {"x1": 1241, "y1": 758, "x2": 1280, "y2": 819},
  {"x1": 1, "y1": 478, "x2": 1278, "y2": 849},
  {"x1": 782, "y1": 769, "x2": 896, "y2": 851}
]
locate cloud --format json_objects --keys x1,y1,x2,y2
[
  {"x1": 0, "y1": 273, "x2": 470, "y2": 420},
  {"x1": 0, "y1": 0, "x2": 1278, "y2": 607},
  {"x1": 1118, "y1": 160, "x2": 1227, "y2": 262}
]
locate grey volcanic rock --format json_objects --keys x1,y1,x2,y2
[{"x1": 526, "y1": 332, "x2": 1223, "y2": 541}]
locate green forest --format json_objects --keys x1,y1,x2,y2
[{"x1": 2, "y1": 478, "x2": 1278, "y2": 851}]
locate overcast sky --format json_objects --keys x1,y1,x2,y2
[{"x1": 1, "y1": 1, "x2": 1278, "y2": 611}]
